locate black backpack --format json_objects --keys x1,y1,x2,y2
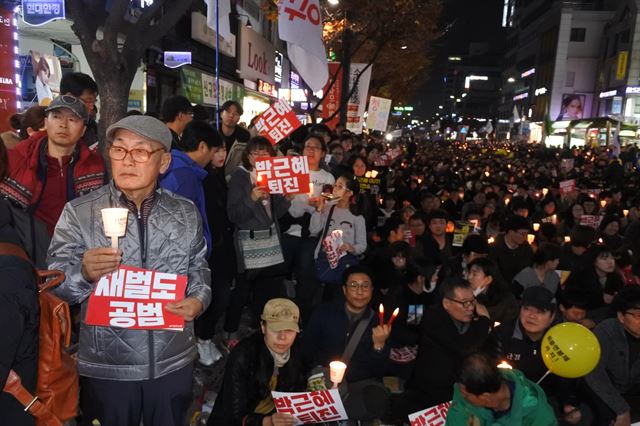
[{"x1": 0, "y1": 199, "x2": 50, "y2": 268}]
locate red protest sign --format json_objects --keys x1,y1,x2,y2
[
  {"x1": 272, "y1": 389, "x2": 348, "y2": 424},
  {"x1": 254, "y1": 98, "x2": 302, "y2": 145},
  {"x1": 322, "y1": 62, "x2": 342, "y2": 129},
  {"x1": 408, "y1": 401, "x2": 452, "y2": 426},
  {"x1": 86, "y1": 265, "x2": 187, "y2": 331},
  {"x1": 255, "y1": 156, "x2": 310, "y2": 194},
  {"x1": 559, "y1": 179, "x2": 576, "y2": 196}
]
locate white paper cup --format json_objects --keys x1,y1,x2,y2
[
  {"x1": 101, "y1": 208, "x2": 128, "y2": 248},
  {"x1": 329, "y1": 361, "x2": 347, "y2": 385}
]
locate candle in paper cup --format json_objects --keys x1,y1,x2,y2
[
  {"x1": 542, "y1": 188, "x2": 549, "y2": 196},
  {"x1": 623, "y1": 209, "x2": 629, "y2": 217},
  {"x1": 564, "y1": 236, "x2": 571, "y2": 243},
  {"x1": 308, "y1": 182, "x2": 315, "y2": 196},
  {"x1": 329, "y1": 361, "x2": 347, "y2": 387},
  {"x1": 487, "y1": 237, "x2": 495, "y2": 244},
  {"x1": 600, "y1": 200, "x2": 607, "y2": 208},
  {"x1": 527, "y1": 234, "x2": 535, "y2": 245},
  {"x1": 551, "y1": 214, "x2": 557, "y2": 224},
  {"x1": 533, "y1": 223, "x2": 540, "y2": 232},
  {"x1": 101, "y1": 208, "x2": 128, "y2": 249}
]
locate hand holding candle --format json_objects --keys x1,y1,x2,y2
[
  {"x1": 101, "y1": 208, "x2": 128, "y2": 249},
  {"x1": 329, "y1": 361, "x2": 347, "y2": 388}
]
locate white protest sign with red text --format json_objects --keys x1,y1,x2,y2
[
  {"x1": 255, "y1": 156, "x2": 310, "y2": 194},
  {"x1": 579, "y1": 215, "x2": 603, "y2": 229},
  {"x1": 408, "y1": 401, "x2": 451, "y2": 426},
  {"x1": 254, "y1": 98, "x2": 302, "y2": 145},
  {"x1": 272, "y1": 389, "x2": 348, "y2": 425},
  {"x1": 86, "y1": 265, "x2": 187, "y2": 331}
]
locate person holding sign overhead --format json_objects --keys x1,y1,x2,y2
[
  {"x1": 47, "y1": 115, "x2": 211, "y2": 426},
  {"x1": 224, "y1": 136, "x2": 291, "y2": 348}
]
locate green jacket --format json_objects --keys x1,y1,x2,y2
[{"x1": 445, "y1": 369, "x2": 558, "y2": 426}]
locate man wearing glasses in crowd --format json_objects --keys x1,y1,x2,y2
[
  {"x1": 0, "y1": 95, "x2": 105, "y2": 236},
  {"x1": 302, "y1": 265, "x2": 391, "y2": 421},
  {"x1": 398, "y1": 279, "x2": 491, "y2": 418},
  {"x1": 48, "y1": 115, "x2": 211, "y2": 426}
]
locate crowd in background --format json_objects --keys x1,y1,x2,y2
[{"x1": 1, "y1": 73, "x2": 640, "y2": 425}]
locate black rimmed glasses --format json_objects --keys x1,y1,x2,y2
[
  {"x1": 446, "y1": 297, "x2": 477, "y2": 309},
  {"x1": 108, "y1": 145, "x2": 165, "y2": 163},
  {"x1": 346, "y1": 281, "x2": 372, "y2": 291}
]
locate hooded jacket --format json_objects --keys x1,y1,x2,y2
[
  {"x1": 47, "y1": 182, "x2": 211, "y2": 381},
  {"x1": 445, "y1": 369, "x2": 557, "y2": 426}
]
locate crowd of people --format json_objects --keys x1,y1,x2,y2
[{"x1": 1, "y1": 72, "x2": 640, "y2": 426}]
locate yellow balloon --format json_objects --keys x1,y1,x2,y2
[{"x1": 541, "y1": 322, "x2": 601, "y2": 378}]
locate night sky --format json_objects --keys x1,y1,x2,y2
[{"x1": 414, "y1": 0, "x2": 504, "y2": 121}]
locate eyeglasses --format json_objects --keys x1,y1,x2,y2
[
  {"x1": 108, "y1": 145, "x2": 165, "y2": 163},
  {"x1": 624, "y1": 310, "x2": 640, "y2": 320},
  {"x1": 304, "y1": 145, "x2": 323, "y2": 151},
  {"x1": 346, "y1": 281, "x2": 372, "y2": 291},
  {"x1": 446, "y1": 297, "x2": 477, "y2": 309}
]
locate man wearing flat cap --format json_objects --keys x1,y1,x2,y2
[{"x1": 48, "y1": 115, "x2": 211, "y2": 426}]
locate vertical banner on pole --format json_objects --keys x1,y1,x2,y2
[
  {"x1": 321, "y1": 62, "x2": 342, "y2": 130},
  {"x1": 345, "y1": 64, "x2": 372, "y2": 134}
]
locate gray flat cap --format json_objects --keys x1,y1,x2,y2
[{"x1": 106, "y1": 115, "x2": 172, "y2": 151}]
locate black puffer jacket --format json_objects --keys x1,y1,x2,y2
[
  {"x1": 209, "y1": 332, "x2": 307, "y2": 426},
  {"x1": 0, "y1": 199, "x2": 39, "y2": 425}
]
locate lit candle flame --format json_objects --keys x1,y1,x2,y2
[
  {"x1": 564, "y1": 236, "x2": 571, "y2": 243},
  {"x1": 533, "y1": 223, "x2": 540, "y2": 232},
  {"x1": 527, "y1": 234, "x2": 535, "y2": 244},
  {"x1": 623, "y1": 209, "x2": 629, "y2": 217},
  {"x1": 488, "y1": 237, "x2": 495, "y2": 244},
  {"x1": 388, "y1": 307, "x2": 400, "y2": 326},
  {"x1": 542, "y1": 188, "x2": 549, "y2": 196},
  {"x1": 497, "y1": 361, "x2": 512, "y2": 369},
  {"x1": 600, "y1": 200, "x2": 607, "y2": 208}
]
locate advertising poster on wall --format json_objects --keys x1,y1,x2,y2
[
  {"x1": 30, "y1": 50, "x2": 62, "y2": 105},
  {"x1": 556, "y1": 93, "x2": 585, "y2": 121}
]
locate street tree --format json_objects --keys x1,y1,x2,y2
[{"x1": 66, "y1": 0, "x2": 196, "y2": 144}]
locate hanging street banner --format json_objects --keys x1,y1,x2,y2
[
  {"x1": 345, "y1": 63, "x2": 372, "y2": 134},
  {"x1": 278, "y1": 0, "x2": 328, "y2": 92},
  {"x1": 321, "y1": 62, "x2": 342, "y2": 130},
  {"x1": 22, "y1": 0, "x2": 65, "y2": 26},
  {"x1": 366, "y1": 96, "x2": 392, "y2": 132}
]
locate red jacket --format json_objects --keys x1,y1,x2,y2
[{"x1": 0, "y1": 131, "x2": 105, "y2": 226}]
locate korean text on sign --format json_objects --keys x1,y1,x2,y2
[
  {"x1": 408, "y1": 401, "x2": 452, "y2": 426},
  {"x1": 254, "y1": 98, "x2": 302, "y2": 145},
  {"x1": 85, "y1": 265, "x2": 187, "y2": 331},
  {"x1": 282, "y1": 0, "x2": 321, "y2": 25},
  {"x1": 255, "y1": 156, "x2": 310, "y2": 194},
  {"x1": 272, "y1": 389, "x2": 348, "y2": 425}
]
